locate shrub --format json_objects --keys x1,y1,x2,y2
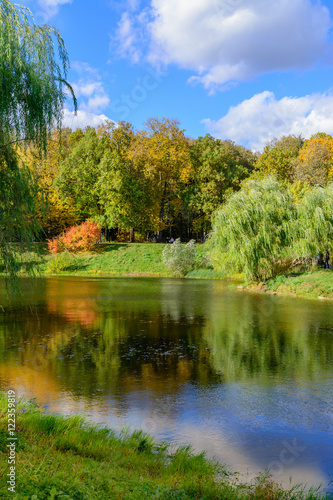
[
  {"x1": 47, "y1": 220, "x2": 101, "y2": 253},
  {"x1": 46, "y1": 251, "x2": 74, "y2": 273},
  {"x1": 162, "y1": 238, "x2": 196, "y2": 276}
]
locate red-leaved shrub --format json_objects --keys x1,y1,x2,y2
[{"x1": 47, "y1": 220, "x2": 101, "y2": 253}]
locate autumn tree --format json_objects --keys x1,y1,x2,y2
[
  {"x1": 0, "y1": 0, "x2": 76, "y2": 279},
  {"x1": 128, "y1": 118, "x2": 193, "y2": 241},
  {"x1": 21, "y1": 128, "x2": 79, "y2": 237},
  {"x1": 293, "y1": 133, "x2": 333, "y2": 186}
]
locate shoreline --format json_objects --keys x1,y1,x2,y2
[
  {"x1": 2, "y1": 241, "x2": 332, "y2": 301},
  {"x1": 0, "y1": 393, "x2": 330, "y2": 499},
  {"x1": 6, "y1": 268, "x2": 333, "y2": 302}
]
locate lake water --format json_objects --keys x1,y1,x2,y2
[{"x1": 0, "y1": 277, "x2": 332, "y2": 493}]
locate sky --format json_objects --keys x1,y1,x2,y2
[{"x1": 18, "y1": 0, "x2": 333, "y2": 151}]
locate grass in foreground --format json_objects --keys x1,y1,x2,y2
[{"x1": 0, "y1": 395, "x2": 330, "y2": 499}]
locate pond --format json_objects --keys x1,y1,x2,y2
[{"x1": 0, "y1": 277, "x2": 332, "y2": 493}]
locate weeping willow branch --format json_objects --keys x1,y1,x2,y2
[{"x1": 0, "y1": 0, "x2": 76, "y2": 287}]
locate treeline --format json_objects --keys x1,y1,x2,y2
[
  {"x1": 22, "y1": 122, "x2": 333, "y2": 250},
  {"x1": 21, "y1": 117, "x2": 254, "y2": 242}
]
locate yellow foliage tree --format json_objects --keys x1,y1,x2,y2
[
  {"x1": 20, "y1": 129, "x2": 79, "y2": 237},
  {"x1": 128, "y1": 117, "x2": 193, "y2": 239},
  {"x1": 293, "y1": 132, "x2": 333, "y2": 186}
]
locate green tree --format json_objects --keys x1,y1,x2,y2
[
  {"x1": 58, "y1": 122, "x2": 152, "y2": 239},
  {"x1": 57, "y1": 126, "x2": 106, "y2": 221},
  {"x1": 189, "y1": 135, "x2": 254, "y2": 236},
  {"x1": 293, "y1": 183, "x2": 333, "y2": 258},
  {"x1": 210, "y1": 177, "x2": 296, "y2": 281},
  {"x1": 0, "y1": 0, "x2": 76, "y2": 279},
  {"x1": 96, "y1": 122, "x2": 152, "y2": 238},
  {"x1": 254, "y1": 135, "x2": 303, "y2": 182}
]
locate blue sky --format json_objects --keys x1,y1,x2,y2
[{"x1": 19, "y1": 0, "x2": 333, "y2": 150}]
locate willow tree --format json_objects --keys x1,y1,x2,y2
[
  {"x1": 210, "y1": 177, "x2": 296, "y2": 281},
  {"x1": 294, "y1": 183, "x2": 333, "y2": 258},
  {"x1": 0, "y1": 0, "x2": 76, "y2": 280}
]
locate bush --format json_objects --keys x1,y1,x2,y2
[
  {"x1": 46, "y1": 251, "x2": 74, "y2": 273},
  {"x1": 47, "y1": 220, "x2": 101, "y2": 254},
  {"x1": 162, "y1": 238, "x2": 196, "y2": 276}
]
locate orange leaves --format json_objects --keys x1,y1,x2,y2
[{"x1": 47, "y1": 220, "x2": 101, "y2": 253}]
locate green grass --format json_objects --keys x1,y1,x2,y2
[
  {"x1": 264, "y1": 270, "x2": 333, "y2": 299},
  {"x1": 0, "y1": 394, "x2": 330, "y2": 499},
  {"x1": 2, "y1": 244, "x2": 333, "y2": 300},
  {"x1": 5, "y1": 242, "x2": 217, "y2": 279}
]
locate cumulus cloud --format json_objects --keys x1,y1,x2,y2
[
  {"x1": 203, "y1": 91, "x2": 333, "y2": 151},
  {"x1": 62, "y1": 109, "x2": 111, "y2": 130},
  {"x1": 114, "y1": 0, "x2": 331, "y2": 90},
  {"x1": 69, "y1": 62, "x2": 110, "y2": 113}
]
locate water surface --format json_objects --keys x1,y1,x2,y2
[{"x1": 0, "y1": 277, "x2": 332, "y2": 492}]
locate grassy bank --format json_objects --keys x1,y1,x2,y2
[
  {"x1": 13, "y1": 242, "x2": 225, "y2": 279},
  {"x1": 0, "y1": 394, "x2": 330, "y2": 499},
  {"x1": 3, "y1": 243, "x2": 333, "y2": 299},
  {"x1": 244, "y1": 270, "x2": 333, "y2": 300}
]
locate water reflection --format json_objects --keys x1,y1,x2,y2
[{"x1": 0, "y1": 277, "x2": 332, "y2": 492}]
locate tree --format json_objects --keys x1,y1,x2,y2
[
  {"x1": 293, "y1": 183, "x2": 333, "y2": 258},
  {"x1": 254, "y1": 135, "x2": 303, "y2": 182},
  {"x1": 21, "y1": 128, "x2": 79, "y2": 237},
  {"x1": 210, "y1": 177, "x2": 296, "y2": 281},
  {"x1": 189, "y1": 135, "x2": 254, "y2": 236},
  {"x1": 0, "y1": 0, "x2": 76, "y2": 279},
  {"x1": 57, "y1": 126, "x2": 106, "y2": 221},
  {"x1": 128, "y1": 117, "x2": 193, "y2": 240},
  {"x1": 96, "y1": 122, "x2": 153, "y2": 238},
  {"x1": 293, "y1": 133, "x2": 333, "y2": 186},
  {"x1": 57, "y1": 122, "x2": 152, "y2": 239}
]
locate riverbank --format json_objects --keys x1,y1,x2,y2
[
  {"x1": 242, "y1": 270, "x2": 333, "y2": 300},
  {"x1": 4, "y1": 243, "x2": 333, "y2": 299},
  {"x1": 0, "y1": 394, "x2": 329, "y2": 499},
  {"x1": 13, "y1": 242, "x2": 225, "y2": 279}
]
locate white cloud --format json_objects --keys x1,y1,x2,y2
[
  {"x1": 69, "y1": 62, "x2": 110, "y2": 113},
  {"x1": 115, "y1": 0, "x2": 331, "y2": 90},
  {"x1": 34, "y1": 0, "x2": 72, "y2": 21},
  {"x1": 62, "y1": 109, "x2": 111, "y2": 130},
  {"x1": 203, "y1": 91, "x2": 333, "y2": 151},
  {"x1": 113, "y1": 9, "x2": 150, "y2": 63}
]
